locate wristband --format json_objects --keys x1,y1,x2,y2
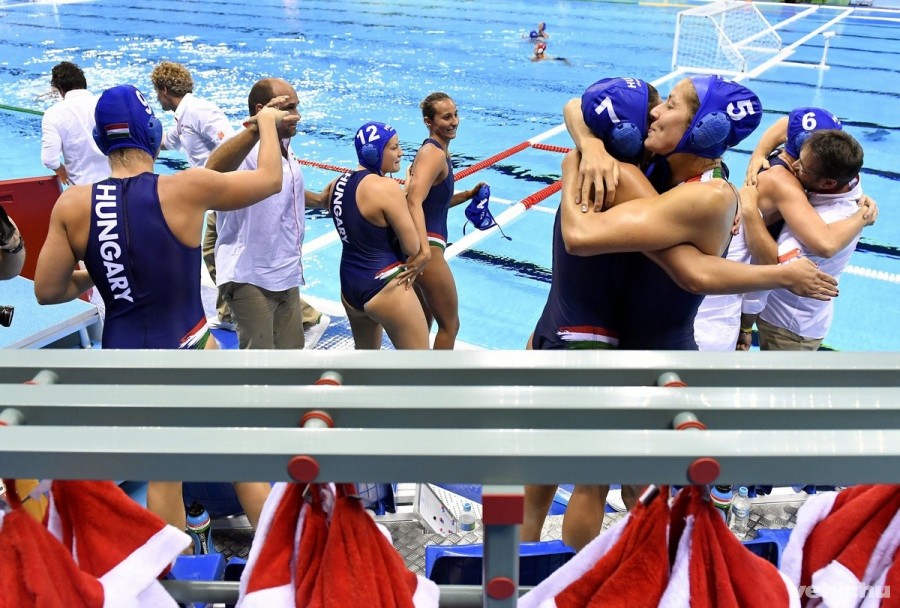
[{"x1": 740, "y1": 327, "x2": 753, "y2": 334}]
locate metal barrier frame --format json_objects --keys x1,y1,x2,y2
[{"x1": 2, "y1": 350, "x2": 899, "y2": 607}]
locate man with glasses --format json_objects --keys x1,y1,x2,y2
[
  {"x1": 41, "y1": 62, "x2": 109, "y2": 187},
  {"x1": 739, "y1": 128, "x2": 875, "y2": 350}
]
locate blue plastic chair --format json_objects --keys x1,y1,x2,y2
[{"x1": 425, "y1": 540, "x2": 575, "y2": 585}]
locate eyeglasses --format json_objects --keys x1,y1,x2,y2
[{"x1": 796, "y1": 158, "x2": 826, "y2": 178}]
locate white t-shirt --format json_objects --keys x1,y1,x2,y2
[
  {"x1": 214, "y1": 134, "x2": 306, "y2": 292},
  {"x1": 693, "y1": 230, "x2": 750, "y2": 351},
  {"x1": 40, "y1": 89, "x2": 110, "y2": 185},
  {"x1": 161, "y1": 93, "x2": 235, "y2": 168},
  {"x1": 754, "y1": 179, "x2": 863, "y2": 340}
]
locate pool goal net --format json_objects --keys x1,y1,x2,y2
[{"x1": 672, "y1": 0, "x2": 783, "y2": 75}]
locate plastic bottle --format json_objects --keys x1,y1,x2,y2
[
  {"x1": 458, "y1": 502, "x2": 477, "y2": 532},
  {"x1": 730, "y1": 486, "x2": 751, "y2": 538},
  {"x1": 186, "y1": 502, "x2": 213, "y2": 555},
  {"x1": 710, "y1": 485, "x2": 733, "y2": 521}
]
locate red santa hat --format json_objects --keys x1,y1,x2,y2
[
  {"x1": 519, "y1": 486, "x2": 670, "y2": 607},
  {"x1": 859, "y1": 547, "x2": 900, "y2": 608},
  {"x1": 0, "y1": 481, "x2": 191, "y2": 608},
  {"x1": 781, "y1": 485, "x2": 900, "y2": 607},
  {"x1": 46, "y1": 480, "x2": 192, "y2": 607},
  {"x1": 659, "y1": 486, "x2": 799, "y2": 608},
  {"x1": 237, "y1": 482, "x2": 438, "y2": 608}
]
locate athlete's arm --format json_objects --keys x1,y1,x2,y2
[
  {"x1": 397, "y1": 144, "x2": 445, "y2": 281},
  {"x1": 450, "y1": 182, "x2": 486, "y2": 208},
  {"x1": 378, "y1": 179, "x2": 420, "y2": 260},
  {"x1": 560, "y1": 152, "x2": 732, "y2": 256},
  {"x1": 772, "y1": 175, "x2": 873, "y2": 259},
  {"x1": 740, "y1": 183, "x2": 779, "y2": 265},
  {"x1": 34, "y1": 194, "x2": 94, "y2": 304},
  {"x1": 305, "y1": 177, "x2": 338, "y2": 210},
  {"x1": 563, "y1": 97, "x2": 618, "y2": 209},
  {"x1": 645, "y1": 245, "x2": 836, "y2": 299},
  {"x1": 744, "y1": 116, "x2": 787, "y2": 186},
  {"x1": 175, "y1": 107, "x2": 286, "y2": 213}
]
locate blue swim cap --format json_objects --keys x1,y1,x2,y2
[
  {"x1": 669, "y1": 75, "x2": 762, "y2": 158},
  {"x1": 581, "y1": 77, "x2": 650, "y2": 162},
  {"x1": 93, "y1": 85, "x2": 162, "y2": 157},
  {"x1": 785, "y1": 107, "x2": 842, "y2": 159},
  {"x1": 354, "y1": 121, "x2": 398, "y2": 174}
]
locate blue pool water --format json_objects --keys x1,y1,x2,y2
[{"x1": 1, "y1": 0, "x2": 897, "y2": 350}]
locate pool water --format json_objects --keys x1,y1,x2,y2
[{"x1": 1, "y1": 0, "x2": 897, "y2": 350}]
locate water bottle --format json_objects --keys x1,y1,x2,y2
[
  {"x1": 186, "y1": 502, "x2": 212, "y2": 555},
  {"x1": 730, "y1": 486, "x2": 751, "y2": 538},
  {"x1": 710, "y1": 485, "x2": 733, "y2": 521},
  {"x1": 458, "y1": 502, "x2": 477, "y2": 532}
]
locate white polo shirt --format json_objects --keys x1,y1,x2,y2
[
  {"x1": 756, "y1": 179, "x2": 863, "y2": 340},
  {"x1": 214, "y1": 134, "x2": 306, "y2": 292},
  {"x1": 40, "y1": 89, "x2": 110, "y2": 185},
  {"x1": 161, "y1": 93, "x2": 235, "y2": 168}
]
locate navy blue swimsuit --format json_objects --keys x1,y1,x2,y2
[
  {"x1": 531, "y1": 208, "x2": 626, "y2": 349},
  {"x1": 419, "y1": 138, "x2": 454, "y2": 249},
  {"x1": 83, "y1": 173, "x2": 208, "y2": 349},
  {"x1": 330, "y1": 170, "x2": 406, "y2": 310}
]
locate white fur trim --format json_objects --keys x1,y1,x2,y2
[
  {"x1": 235, "y1": 584, "x2": 294, "y2": 608},
  {"x1": 99, "y1": 524, "x2": 191, "y2": 606},
  {"x1": 778, "y1": 570, "x2": 802, "y2": 608},
  {"x1": 858, "y1": 566, "x2": 889, "y2": 608},
  {"x1": 862, "y1": 506, "x2": 900, "y2": 587},
  {"x1": 658, "y1": 515, "x2": 695, "y2": 608},
  {"x1": 413, "y1": 574, "x2": 441, "y2": 607},
  {"x1": 518, "y1": 512, "x2": 632, "y2": 608},
  {"x1": 238, "y1": 481, "x2": 289, "y2": 599},
  {"x1": 811, "y1": 560, "x2": 866, "y2": 608},
  {"x1": 781, "y1": 491, "x2": 839, "y2": 585}
]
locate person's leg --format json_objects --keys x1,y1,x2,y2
[
  {"x1": 364, "y1": 281, "x2": 429, "y2": 350},
  {"x1": 522, "y1": 484, "x2": 558, "y2": 542},
  {"x1": 342, "y1": 293, "x2": 385, "y2": 349},
  {"x1": 272, "y1": 286, "x2": 304, "y2": 349},
  {"x1": 223, "y1": 282, "x2": 277, "y2": 349},
  {"x1": 300, "y1": 296, "x2": 321, "y2": 328},
  {"x1": 415, "y1": 247, "x2": 459, "y2": 349},
  {"x1": 232, "y1": 482, "x2": 271, "y2": 530},
  {"x1": 621, "y1": 484, "x2": 643, "y2": 511},
  {"x1": 147, "y1": 481, "x2": 187, "y2": 531},
  {"x1": 562, "y1": 484, "x2": 610, "y2": 551},
  {"x1": 203, "y1": 212, "x2": 232, "y2": 325}
]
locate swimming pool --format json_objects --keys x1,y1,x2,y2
[{"x1": 1, "y1": 0, "x2": 897, "y2": 350}]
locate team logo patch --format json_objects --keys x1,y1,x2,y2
[{"x1": 104, "y1": 122, "x2": 131, "y2": 139}]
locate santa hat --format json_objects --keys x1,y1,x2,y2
[
  {"x1": 47, "y1": 480, "x2": 192, "y2": 607},
  {"x1": 0, "y1": 479, "x2": 105, "y2": 608},
  {"x1": 781, "y1": 485, "x2": 900, "y2": 607},
  {"x1": 659, "y1": 486, "x2": 799, "y2": 608},
  {"x1": 237, "y1": 482, "x2": 438, "y2": 608},
  {"x1": 859, "y1": 546, "x2": 900, "y2": 608},
  {"x1": 519, "y1": 486, "x2": 670, "y2": 608}
]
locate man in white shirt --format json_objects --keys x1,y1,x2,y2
[
  {"x1": 740, "y1": 130, "x2": 874, "y2": 350},
  {"x1": 152, "y1": 61, "x2": 237, "y2": 330},
  {"x1": 151, "y1": 62, "x2": 329, "y2": 344},
  {"x1": 206, "y1": 77, "x2": 331, "y2": 349},
  {"x1": 40, "y1": 62, "x2": 109, "y2": 186}
]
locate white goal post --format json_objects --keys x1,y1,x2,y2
[{"x1": 673, "y1": 0, "x2": 783, "y2": 75}]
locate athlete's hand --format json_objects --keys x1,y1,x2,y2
[
  {"x1": 576, "y1": 139, "x2": 619, "y2": 213},
  {"x1": 396, "y1": 247, "x2": 431, "y2": 289},
  {"x1": 744, "y1": 154, "x2": 769, "y2": 186},
  {"x1": 784, "y1": 257, "x2": 838, "y2": 301},
  {"x1": 857, "y1": 195, "x2": 878, "y2": 226},
  {"x1": 736, "y1": 331, "x2": 753, "y2": 351}
]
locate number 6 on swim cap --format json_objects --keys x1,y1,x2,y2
[
  {"x1": 354, "y1": 121, "x2": 398, "y2": 174},
  {"x1": 669, "y1": 75, "x2": 762, "y2": 158},
  {"x1": 580, "y1": 77, "x2": 650, "y2": 162},
  {"x1": 785, "y1": 107, "x2": 841, "y2": 159}
]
